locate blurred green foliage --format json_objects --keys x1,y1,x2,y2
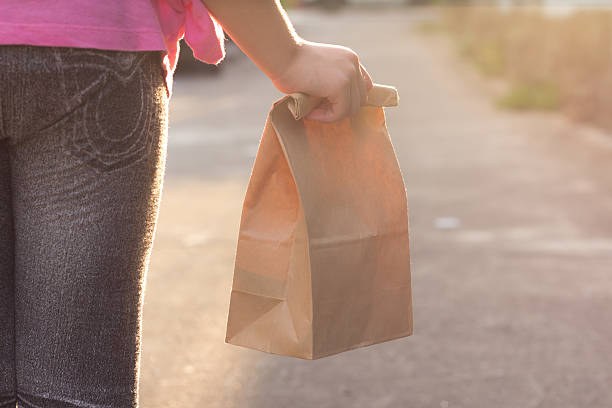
[
  {"x1": 417, "y1": 20, "x2": 445, "y2": 33},
  {"x1": 428, "y1": 6, "x2": 612, "y2": 128},
  {"x1": 459, "y1": 37, "x2": 505, "y2": 77},
  {"x1": 499, "y1": 82, "x2": 561, "y2": 111}
]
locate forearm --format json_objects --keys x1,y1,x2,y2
[
  {"x1": 200, "y1": 0, "x2": 373, "y2": 122},
  {"x1": 200, "y1": 0, "x2": 302, "y2": 81}
]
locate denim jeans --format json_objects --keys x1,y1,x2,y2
[{"x1": 0, "y1": 45, "x2": 169, "y2": 407}]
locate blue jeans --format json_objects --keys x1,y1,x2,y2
[{"x1": 0, "y1": 45, "x2": 169, "y2": 407}]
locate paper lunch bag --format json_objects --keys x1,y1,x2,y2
[{"x1": 225, "y1": 83, "x2": 412, "y2": 360}]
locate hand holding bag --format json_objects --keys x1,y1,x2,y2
[{"x1": 225, "y1": 84, "x2": 413, "y2": 360}]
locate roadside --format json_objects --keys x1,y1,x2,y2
[{"x1": 428, "y1": 6, "x2": 612, "y2": 131}]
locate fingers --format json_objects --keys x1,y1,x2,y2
[
  {"x1": 304, "y1": 107, "x2": 331, "y2": 122},
  {"x1": 304, "y1": 90, "x2": 357, "y2": 123},
  {"x1": 304, "y1": 99, "x2": 335, "y2": 122},
  {"x1": 357, "y1": 66, "x2": 368, "y2": 107},
  {"x1": 345, "y1": 59, "x2": 369, "y2": 119},
  {"x1": 350, "y1": 75, "x2": 362, "y2": 117},
  {"x1": 304, "y1": 52, "x2": 374, "y2": 123},
  {"x1": 305, "y1": 78, "x2": 363, "y2": 122},
  {"x1": 351, "y1": 57, "x2": 369, "y2": 116},
  {"x1": 360, "y1": 63, "x2": 374, "y2": 92},
  {"x1": 307, "y1": 84, "x2": 351, "y2": 123}
]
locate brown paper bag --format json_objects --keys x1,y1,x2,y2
[{"x1": 224, "y1": 83, "x2": 412, "y2": 360}]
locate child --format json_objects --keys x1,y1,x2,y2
[{"x1": 0, "y1": 1, "x2": 373, "y2": 407}]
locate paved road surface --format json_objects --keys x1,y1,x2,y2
[{"x1": 140, "y1": 7, "x2": 612, "y2": 408}]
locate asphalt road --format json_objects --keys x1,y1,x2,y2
[{"x1": 140, "y1": 7, "x2": 612, "y2": 408}]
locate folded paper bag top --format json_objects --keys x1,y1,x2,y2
[
  {"x1": 286, "y1": 83, "x2": 400, "y2": 120},
  {"x1": 225, "y1": 83, "x2": 412, "y2": 360}
]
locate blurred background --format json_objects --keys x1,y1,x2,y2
[{"x1": 140, "y1": 1, "x2": 612, "y2": 407}]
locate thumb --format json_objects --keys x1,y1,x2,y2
[
  {"x1": 304, "y1": 99, "x2": 340, "y2": 123},
  {"x1": 305, "y1": 106, "x2": 335, "y2": 123},
  {"x1": 304, "y1": 91, "x2": 351, "y2": 122}
]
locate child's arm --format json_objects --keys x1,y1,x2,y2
[{"x1": 201, "y1": 0, "x2": 373, "y2": 122}]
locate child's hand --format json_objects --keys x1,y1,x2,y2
[
  {"x1": 201, "y1": 0, "x2": 372, "y2": 122},
  {"x1": 270, "y1": 40, "x2": 374, "y2": 123}
]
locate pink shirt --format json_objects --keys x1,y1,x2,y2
[{"x1": 0, "y1": 0, "x2": 226, "y2": 97}]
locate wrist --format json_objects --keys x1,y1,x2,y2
[
  {"x1": 265, "y1": 36, "x2": 305, "y2": 85},
  {"x1": 269, "y1": 39, "x2": 315, "y2": 94}
]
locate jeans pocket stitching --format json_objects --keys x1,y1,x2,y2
[{"x1": 58, "y1": 51, "x2": 161, "y2": 174}]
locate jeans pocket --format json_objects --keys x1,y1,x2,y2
[{"x1": 57, "y1": 49, "x2": 166, "y2": 173}]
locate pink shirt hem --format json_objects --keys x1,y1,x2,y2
[
  {"x1": 0, "y1": 22, "x2": 167, "y2": 51},
  {"x1": 0, "y1": 0, "x2": 226, "y2": 99}
]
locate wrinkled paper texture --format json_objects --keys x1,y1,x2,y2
[{"x1": 225, "y1": 84, "x2": 413, "y2": 360}]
